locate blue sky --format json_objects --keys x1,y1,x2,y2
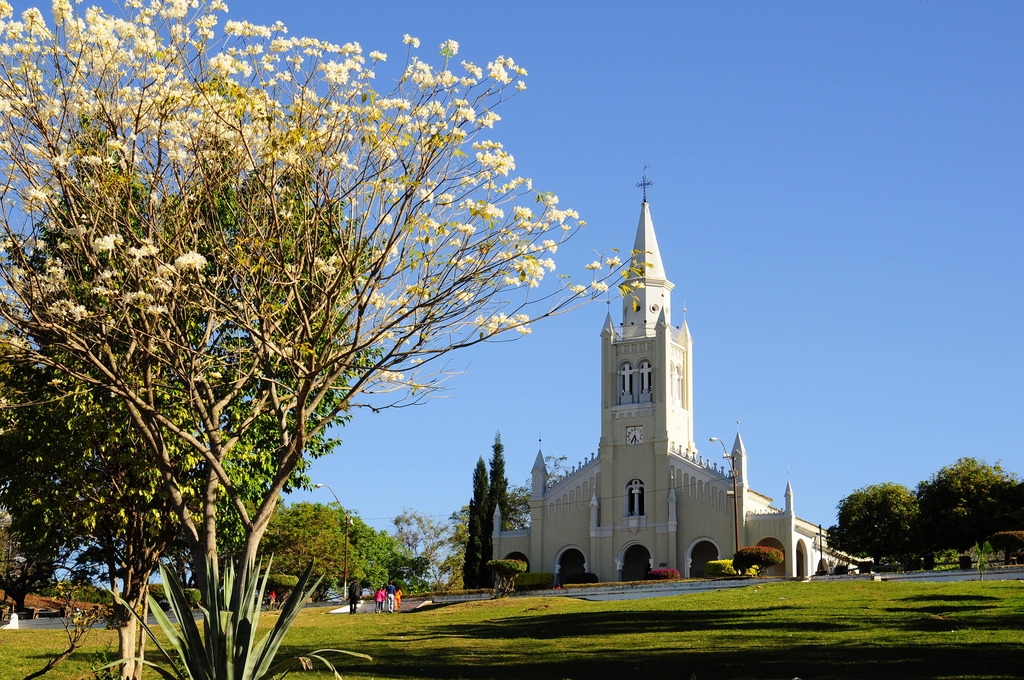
[
  {"x1": 40, "y1": 0, "x2": 1022, "y2": 532},
  {"x1": 248, "y1": 0, "x2": 1024, "y2": 531}
]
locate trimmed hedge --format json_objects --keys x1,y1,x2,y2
[
  {"x1": 515, "y1": 572, "x2": 554, "y2": 590},
  {"x1": 183, "y1": 588, "x2": 201, "y2": 607},
  {"x1": 704, "y1": 560, "x2": 737, "y2": 577},
  {"x1": 647, "y1": 569, "x2": 680, "y2": 581},
  {"x1": 148, "y1": 583, "x2": 201, "y2": 608}
]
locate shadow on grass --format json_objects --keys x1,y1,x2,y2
[
  {"x1": 285, "y1": 640, "x2": 1023, "y2": 680},
  {"x1": 421, "y1": 609, "x2": 858, "y2": 640}
]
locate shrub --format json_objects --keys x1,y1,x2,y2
[
  {"x1": 647, "y1": 569, "x2": 680, "y2": 581},
  {"x1": 988, "y1": 531, "x2": 1024, "y2": 563},
  {"x1": 267, "y1": 574, "x2": 300, "y2": 602},
  {"x1": 563, "y1": 572, "x2": 599, "y2": 585},
  {"x1": 732, "y1": 546, "x2": 784, "y2": 575},
  {"x1": 485, "y1": 559, "x2": 527, "y2": 598},
  {"x1": 515, "y1": 572, "x2": 554, "y2": 590},
  {"x1": 183, "y1": 588, "x2": 202, "y2": 608},
  {"x1": 704, "y1": 560, "x2": 737, "y2": 577}
]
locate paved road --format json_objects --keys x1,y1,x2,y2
[{"x1": 4, "y1": 607, "x2": 203, "y2": 631}]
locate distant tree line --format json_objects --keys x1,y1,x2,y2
[{"x1": 828, "y1": 457, "x2": 1023, "y2": 565}]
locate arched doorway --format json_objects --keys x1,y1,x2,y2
[
  {"x1": 795, "y1": 540, "x2": 807, "y2": 578},
  {"x1": 621, "y1": 544, "x2": 651, "y2": 581},
  {"x1": 504, "y1": 552, "x2": 529, "y2": 572},
  {"x1": 756, "y1": 537, "x2": 786, "y2": 576},
  {"x1": 689, "y1": 540, "x2": 719, "y2": 578},
  {"x1": 557, "y1": 548, "x2": 586, "y2": 585}
]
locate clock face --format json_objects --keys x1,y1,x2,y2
[{"x1": 626, "y1": 426, "x2": 643, "y2": 445}]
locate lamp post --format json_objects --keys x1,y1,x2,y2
[
  {"x1": 709, "y1": 437, "x2": 741, "y2": 555},
  {"x1": 314, "y1": 483, "x2": 351, "y2": 585}
]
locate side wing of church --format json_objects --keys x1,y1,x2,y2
[{"x1": 493, "y1": 199, "x2": 845, "y2": 582}]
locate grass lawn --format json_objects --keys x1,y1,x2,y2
[{"x1": 2, "y1": 580, "x2": 1022, "y2": 680}]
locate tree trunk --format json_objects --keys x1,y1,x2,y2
[{"x1": 117, "y1": 615, "x2": 140, "y2": 680}]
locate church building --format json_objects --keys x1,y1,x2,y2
[{"x1": 493, "y1": 198, "x2": 845, "y2": 582}]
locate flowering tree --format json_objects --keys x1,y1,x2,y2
[
  {"x1": 732, "y1": 546, "x2": 784, "y2": 576},
  {"x1": 0, "y1": 0, "x2": 618, "y2": 611}
]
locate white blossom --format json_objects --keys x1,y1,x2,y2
[{"x1": 174, "y1": 251, "x2": 208, "y2": 273}]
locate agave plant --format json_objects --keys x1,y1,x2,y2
[{"x1": 111, "y1": 558, "x2": 369, "y2": 680}]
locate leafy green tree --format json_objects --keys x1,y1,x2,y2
[
  {"x1": 827, "y1": 482, "x2": 920, "y2": 564},
  {"x1": 0, "y1": 523, "x2": 60, "y2": 611},
  {"x1": 916, "y1": 458, "x2": 1019, "y2": 552},
  {"x1": 392, "y1": 509, "x2": 456, "y2": 591},
  {"x1": 260, "y1": 503, "x2": 347, "y2": 600},
  {"x1": 443, "y1": 507, "x2": 468, "y2": 591},
  {"x1": 463, "y1": 458, "x2": 489, "y2": 589},
  {"x1": 0, "y1": 367, "x2": 182, "y2": 679}
]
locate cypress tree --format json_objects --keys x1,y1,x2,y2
[
  {"x1": 484, "y1": 432, "x2": 509, "y2": 567},
  {"x1": 463, "y1": 457, "x2": 489, "y2": 589}
]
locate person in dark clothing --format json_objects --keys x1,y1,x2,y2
[{"x1": 347, "y1": 579, "x2": 361, "y2": 614}]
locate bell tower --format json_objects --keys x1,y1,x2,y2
[{"x1": 600, "y1": 197, "x2": 695, "y2": 467}]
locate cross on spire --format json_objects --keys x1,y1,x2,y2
[{"x1": 636, "y1": 164, "x2": 653, "y2": 202}]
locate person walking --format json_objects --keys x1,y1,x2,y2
[
  {"x1": 347, "y1": 579, "x2": 361, "y2": 615},
  {"x1": 395, "y1": 585, "x2": 403, "y2": 611},
  {"x1": 385, "y1": 580, "x2": 397, "y2": 613},
  {"x1": 374, "y1": 586, "x2": 385, "y2": 613}
]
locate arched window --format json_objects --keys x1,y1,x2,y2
[
  {"x1": 618, "y1": 362, "x2": 633, "y2": 405},
  {"x1": 637, "y1": 360, "x2": 652, "y2": 403},
  {"x1": 625, "y1": 478, "x2": 646, "y2": 517},
  {"x1": 674, "y1": 365, "x2": 684, "y2": 407}
]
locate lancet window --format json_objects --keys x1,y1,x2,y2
[
  {"x1": 618, "y1": 360, "x2": 655, "y2": 405},
  {"x1": 637, "y1": 360, "x2": 653, "y2": 403},
  {"x1": 617, "y1": 362, "x2": 633, "y2": 405},
  {"x1": 625, "y1": 478, "x2": 646, "y2": 517}
]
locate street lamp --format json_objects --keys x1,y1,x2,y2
[
  {"x1": 314, "y1": 483, "x2": 352, "y2": 586},
  {"x1": 709, "y1": 437, "x2": 741, "y2": 555}
]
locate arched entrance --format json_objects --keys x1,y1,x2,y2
[
  {"x1": 689, "y1": 540, "x2": 719, "y2": 578},
  {"x1": 621, "y1": 544, "x2": 651, "y2": 581},
  {"x1": 756, "y1": 537, "x2": 786, "y2": 576},
  {"x1": 795, "y1": 540, "x2": 807, "y2": 578},
  {"x1": 556, "y1": 548, "x2": 586, "y2": 585},
  {"x1": 504, "y1": 552, "x2": 529, "y2": 572}
]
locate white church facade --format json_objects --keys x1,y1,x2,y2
[{"x1": 493, "y1": 199, "x2": 846, "y2": 582}]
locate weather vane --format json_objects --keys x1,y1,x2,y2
[{"x1": 636, "y1": 163, "x2": 653, "y2": 202}]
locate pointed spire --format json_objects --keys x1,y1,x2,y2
[
  {"x1": 631, "y1": 201, "x2": 667, "y2": 281},
  {"x1": 602, "y1": 310, "x2": 615, "y2": 337},
  {"x1": 731, "y1": 432, "x2": 747, "y2": 459},
  {"x1": 622, "y1": 200, "x2": 674, "y2": 330},
  {"x1": 732, "y1": 432, "x2": 748, "y2": 487},
  {"x1": 531, "y1": 448, "x2": 547, "y2": 498},
  {"x1": 532, "y1": 449, "x2": 546, "y2": 473},
  {"x1": 784, "y1": 479, "x2": 794, "y2": 515}
]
